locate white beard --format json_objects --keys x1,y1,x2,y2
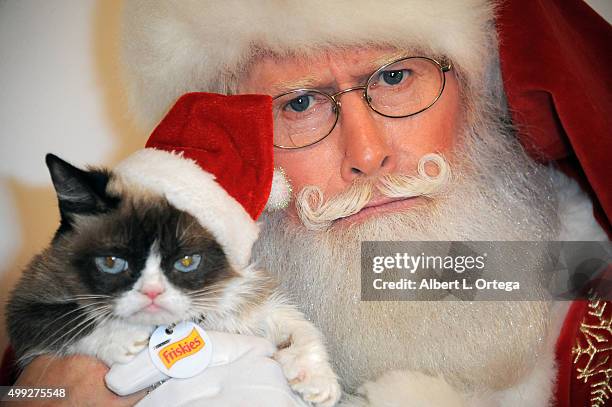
[{"x1": 253, "y1": 120, "x2": 562, "y2": 393}]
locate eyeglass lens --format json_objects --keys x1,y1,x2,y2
[{"x1": 272, "y1": 57, "x2": 445, "y2": 149}]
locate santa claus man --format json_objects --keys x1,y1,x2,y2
[{"x1": 9, "y1": 1, "x2": 610, "y2": 406}]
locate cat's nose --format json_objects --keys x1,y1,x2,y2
[{"x1": 142, "y1": 288, "x2": 164, "y2": 300}]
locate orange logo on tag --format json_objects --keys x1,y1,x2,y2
[{"x1": 158, "y1": 328, "x2": 205, "y2": 369}]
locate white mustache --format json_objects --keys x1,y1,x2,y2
[{"x1": 296, "y1": 153, "x2": 451, "y2": 231}]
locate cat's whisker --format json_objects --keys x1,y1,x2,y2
[
  {"x1": 189, "y1": 298, "x2": 220, "y2": 304},
  {"x1": 190, "y1": 299, "x2": 224, "y2": 307},
  {"x1": 54, "y1": 310, "x2": 113, "y2": 357},
  {"x1": 190, "y1": 299, "x2": 223, "y2": 305},
  {"x1": 189, "y1": 304, "x2": 219, "y2": 312},
  {"x1": 60, "y1": 295, "x2": 112, "y2": 301},
  {"x1": 21, "y1": 313, "x2": 102, "y2": 364},
  {"x1": 36, "y1": 306, "x2": 112, "y2": 352},
  {"x1": 189, "y1": 297, "x2": 224, "y2": 303},
  {"x1": 53, "y1": 309, "x2": 113, "y2": 352},
  {"x1": 189, "y1": 299, "x2": 222, "y2": 306},
  {"x1": 189, "y1": 294, "x2": 223, "y2": 299},
  {"x1": 63, "y1": 293, "x2": 112, "y2": 298},
  {"x1": 188, "y1": 287, "x2": 228, "y2": 296},
  {"x1": 189, "y1": 291, "x2": 224, "y2": 299},
  {"x1": 188, "y1": 291, "x2": 226, "y2": 298},
  {"x1": 35, "y1": 307, "x2": 109, "y2": 348},
  {"x1": 188, "y1": 283, "x2": 228, "y2": 293},
  {"x1": 190, "y1": 302, "x2": 219, "y2": 308},
  {"x1": 29, "y1": 301, "x2": 112, "y2": 343}
]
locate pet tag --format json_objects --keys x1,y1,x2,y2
[{"x1": 148, "y1": 321, "x2": 213, "y2": 378}]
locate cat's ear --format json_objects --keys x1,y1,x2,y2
[{"x1": 45, "y1": 154, "x2": 117, "y2": 219}]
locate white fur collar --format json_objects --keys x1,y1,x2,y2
[{"x1": 552, "y1": 168, "x2": 608, "y2": 241}]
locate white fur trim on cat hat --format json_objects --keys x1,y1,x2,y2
[{"x1": 121, "y1": 0, "x2": 498, "y2": 130}]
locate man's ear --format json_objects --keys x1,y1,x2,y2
[{"x1": 45, "y1": 154, "x2": 117, "y2": 220}]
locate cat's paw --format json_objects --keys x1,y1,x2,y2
[
  {"x1": 97, "y1": 327, "x2": 152, "y2": 366},
  {"x1": 274, "y1": 344, "x2": 341, "y2": 407}
]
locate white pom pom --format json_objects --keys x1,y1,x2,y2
[{"x1": 265, "y1": 167, "x2": 292, "y2": 211}]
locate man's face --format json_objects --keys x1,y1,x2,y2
[{"x1": 240, "y1": 48, "x2": 462, "y2": 224}]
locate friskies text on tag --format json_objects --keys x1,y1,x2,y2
[{"x1": 158, "y1": 328, "x2": 205, "y2": 369}]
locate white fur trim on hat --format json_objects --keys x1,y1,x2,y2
[
  {"x1": 121, "y1": 0, "x2": 497, "y2": 130},
  {"x1": 266, "y1": 167, "x2": 292, "y2": 211},
  {"x1": 111, "y1": 148, "x2": 260, "y2": 269}
]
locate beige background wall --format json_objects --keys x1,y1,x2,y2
[
  {"x1": 0, "y1": 0, "x2": 147, "y2": 353},
  {"x1": 0, "y1": 0, "x2": 610, "y2": 357}
]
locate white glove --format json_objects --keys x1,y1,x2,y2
[{"x1": 105, "y1": 331, "x2": 308, "y2": 407}]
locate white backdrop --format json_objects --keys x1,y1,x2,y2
[
  {"x1": 0, "y1": 0, "x2": 610, "y2": 355},
  {"x1": 0, "y1": 0, "x2": 147, "y2": 352}
]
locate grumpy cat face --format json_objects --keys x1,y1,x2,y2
[
  {"x1": 65, "y1": 193, "x2": 236, "y2": 326},
  {"x1": 7, "y1": 154, "x2": 241, "y2": 362}
]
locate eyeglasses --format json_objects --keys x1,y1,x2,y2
[{"x1": 272, "y1": 56, "x2": 452, "y2": 149}]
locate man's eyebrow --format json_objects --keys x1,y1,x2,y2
[
  {"x1": 270, "y1": 76, "x2": 334, "y2": 95},
  {"x1": 368, "y1": 51, "x2": 410, "y2": 70},
  {"x1": 269, "y1": 51, "x2": 412, "y2": 95}
]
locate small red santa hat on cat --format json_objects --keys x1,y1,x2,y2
[{"x1": 111, "y1": 92, "x2": 291, "y2": 269}]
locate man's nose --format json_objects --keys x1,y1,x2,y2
[{"x1": 337, "y1": 92, "x2": 396, "y2": 181}]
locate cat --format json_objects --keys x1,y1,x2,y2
[{"x1": 6, "y1": 154, "x2": 341, "y2": 406}]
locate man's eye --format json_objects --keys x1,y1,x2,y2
[
  {"x1": 380, "y1": 69, "x2": 411, "y2": 85},
  {"x1": 286, "y1": 95, "x2": 314, "y2": 112}
]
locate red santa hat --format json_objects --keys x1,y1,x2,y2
[
  {"x1": 496, "y1": 0, "x2": 611, "y2": 235},
  {"x1": 112, "y1": 92, "x2": 290, "y2": 269}
]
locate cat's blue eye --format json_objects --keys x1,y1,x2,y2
[
  {"x1": 174, "y1": 254, "x2": 201, "y2": 273},
  {"x1": 94, "y1": 256, "x2": 128, "y2": 274}
]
